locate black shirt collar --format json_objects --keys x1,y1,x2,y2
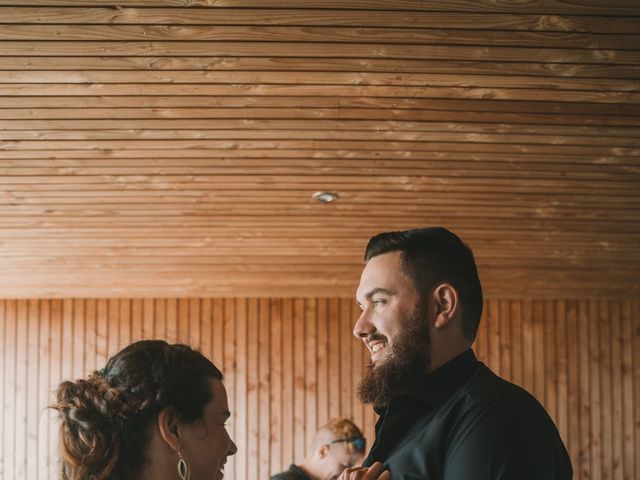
[
  {"x1": 407, "y1": 348, "x2": 479, "y2": 405},
  {"x1": 375, "y1": 349, "x2": 479, "y2": 413}
]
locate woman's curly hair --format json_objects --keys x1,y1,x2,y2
[{"x1": 52, "y1": 340, "x2": 222, "y2": 480}]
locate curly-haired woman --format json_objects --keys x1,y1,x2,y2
[{"x1": 52, "y1": 339, "x2": 237, "y2": 480}]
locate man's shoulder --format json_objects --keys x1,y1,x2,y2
[
  {"x1": 445, "y1": 363, "x2": 572, "y2": 477},
  {"x1": 456, "y1": 362, "x2": 563, "y2": 433},
  {"x1": 465, "y1": 363, "x2": 547, "y2": 410},
  {"x1": 270, "y1": 474, "x2": 299, "y2": 480},
  {"x1": 270, "y1": 464, "x2": 310, "y2": 480}
]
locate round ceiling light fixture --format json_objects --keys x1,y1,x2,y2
[{"x1": 312, "y1": 191, "x2": 339, "y2": 203}]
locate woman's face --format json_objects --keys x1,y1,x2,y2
[{"x1": 180, "y1": 378, "x2": 237, "y2": 480}]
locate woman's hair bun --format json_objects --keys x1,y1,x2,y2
[{"x1": 53, "y1": 374, "x2": 123, "y2": 480}]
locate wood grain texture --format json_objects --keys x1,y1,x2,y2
[
  {"x1": 1, "y1": 1, "x2": 638, "y2": 15},
  {"x1": 0, "y1": 5, "x2": 638, "y2": 300}
]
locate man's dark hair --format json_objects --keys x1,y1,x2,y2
[{"x1": 364, "y1": 227, "x2": 483, "y2": 340}]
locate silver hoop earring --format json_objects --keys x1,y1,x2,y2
[{"x1": 177, "y1": 451, "x2": 191, "y2": 480}]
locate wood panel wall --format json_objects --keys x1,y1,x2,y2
[{"x1": 1, "y1": 298, "x2": 638, "y2": 480}]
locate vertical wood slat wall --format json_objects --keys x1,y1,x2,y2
[{"x1": 1, "y1": 298, "x2": 638, "y2": 480}]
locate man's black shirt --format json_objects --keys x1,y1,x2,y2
[{"x1": 363, "y1": 349, "x2": 572, "y2": 479}]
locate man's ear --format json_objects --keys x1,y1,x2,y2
[
  {"x1": 157, "y1": 407, "x2": 181, "y2": 451},
  {"x1": 318, "y1": 444, "x2": 330, "y2": 459},
  {"x1": 432, "y1": 283, "x2": 459, "y2": 329}
]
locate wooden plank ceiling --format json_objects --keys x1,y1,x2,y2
[{"x1": 0, "y1": 0, "x2": 639, "y2": 298}]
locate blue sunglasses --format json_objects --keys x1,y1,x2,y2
[{"x1": 329, "y1": 436, "x2": 366, "y2": 452}]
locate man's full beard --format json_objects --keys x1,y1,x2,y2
[{"x1": 357, "y1": 299, "x2": 431, "y2": 408}]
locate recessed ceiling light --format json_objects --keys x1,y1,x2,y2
[{"x1": 312, "y1": 191, "x2": 339, "y2": 203}]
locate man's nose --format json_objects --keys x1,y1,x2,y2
[{"x1": 353, "y1": 307, "x2": 375, "y2": 339}]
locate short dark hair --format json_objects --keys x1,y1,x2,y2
[
  {"x1": 365, "y1": 227, "x2": 483, "y2": 340},
  {"x1": 53, "y1": 340, "x2": 222, "y2": 480}
]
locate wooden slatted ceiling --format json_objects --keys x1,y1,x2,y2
[{"x1": 0, "y1": 1, "x2": 639, "y2": 298}]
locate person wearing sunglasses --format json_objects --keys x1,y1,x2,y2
[{"x1": 270, "y1": 418, "x2": 376, "y2": 480}]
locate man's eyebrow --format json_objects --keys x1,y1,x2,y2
[{"x1": 359, "y1": 288, "x2": 396, "y2": 303}]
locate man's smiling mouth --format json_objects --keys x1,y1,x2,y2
[{"x1": 366, "y1": 338, "x2": 389, "y2": 361}]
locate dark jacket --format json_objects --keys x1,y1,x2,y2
[{"x1": 363, "y1": 349, "x2": 573, "y2": 479}]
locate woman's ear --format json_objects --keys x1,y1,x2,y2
[
  {"x1": 157, "y1": 407, "x2": 181, "y2": 451},
  {"x1": 432, "y1": 283, "x2": 459, "y2": 329}
]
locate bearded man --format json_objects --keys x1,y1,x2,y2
[{"x1": 353, "y1": 227, "x2": 572, "y2": 479}]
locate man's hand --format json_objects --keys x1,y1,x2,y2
[{"x1": 338, "y1": 462, "x2": 390, "y2": 480}]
